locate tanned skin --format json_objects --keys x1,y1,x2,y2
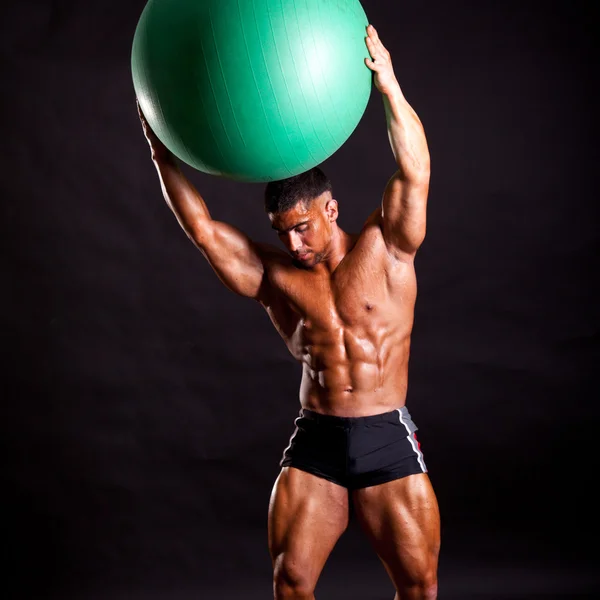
[{"x1": 137, "y1": 25, "x2": 440, "y2": 600}]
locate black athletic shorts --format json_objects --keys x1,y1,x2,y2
[{"x1": 280, "y1": 406, "x2": 427, "y2": 490}]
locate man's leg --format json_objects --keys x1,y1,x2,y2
[
  {"x1": 268, "y1": 466, "x2": 349, "y2": 600},
  {"x1": 352, "y1": 473, "x2": 440, "y2": 600}
]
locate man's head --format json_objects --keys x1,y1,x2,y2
[{"x1": 264, "y1": 168, "x2": 338, "y2": 269}]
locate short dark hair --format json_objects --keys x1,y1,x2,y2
[{"x1": 264, "y1": 167, "x2": 332, "y2": 214}]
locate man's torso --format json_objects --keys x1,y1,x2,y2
[{"x1": 259, "y1": 213, "x2": 418, "y2": 417}]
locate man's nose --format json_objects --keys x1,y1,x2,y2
[{"x1": 285, "y1": 232, "x2": 302, "y2": 252}]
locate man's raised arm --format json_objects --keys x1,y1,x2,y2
[
  {"x1": 137, "y1": 101, "x2": 268, "y2": 300},
  {"x1": 365, "y1": 25, "x2": 430, "y2": 257}
]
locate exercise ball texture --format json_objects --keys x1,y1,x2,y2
[{"x1": 132, "y1": 0, "x2": 372, "y2": 182}]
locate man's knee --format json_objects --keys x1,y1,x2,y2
[
  {"x1": 420, "y1": 558, "x2": 438, "y2": 599},
  {"x1": 273, "y1": 553, "x2": 316, "y2": 599},
  {"x1": 393, "y1": 560, "x2": 438, "y2": 600},
  {"x1": 397, "y1": 571, "x2": 438, "y2": 600},
  {"x1": 421, "y1": 577, "x2": 438, "y2": 600}
]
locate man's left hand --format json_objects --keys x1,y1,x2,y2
[{"x1": 364, "y1": 24, "x2": 399, "y2": 96}]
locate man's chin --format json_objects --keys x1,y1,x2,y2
[{"x1": 292, "y1": 253, "x2": 317, "y2": 269}]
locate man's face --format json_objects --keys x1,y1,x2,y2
[{"x1": 269, "y1": 193, "x2": 337, "y2": 269}]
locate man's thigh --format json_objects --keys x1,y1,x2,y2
[
  {"x1": 351, "y1": 473, "x2": 440, "y2": 590},
  {"x1": 268, "y1": 467, "x2": 349, "y2": 582}
]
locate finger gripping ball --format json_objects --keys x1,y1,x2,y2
[{"x1": 132, "y1": 0, "x2": 372, "y2": 182}]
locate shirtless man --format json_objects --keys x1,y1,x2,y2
[{"x1": 137, "y1": 24, "x2": 440, "y2": 600}]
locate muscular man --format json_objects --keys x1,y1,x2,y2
[{"x1": 138, "y1": 24, "x2": 440, "y2": 600}]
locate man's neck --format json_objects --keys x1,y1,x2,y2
[{"x1": 318, "y1": 225, "x2": 354, "y2": 274}]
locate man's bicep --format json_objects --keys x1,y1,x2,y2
[
  {"x1": 381, "y1": 171, "x2": 429, "y2": 256},
  {"x1": 190, "y1": 219, "x2": 268, "y2": 300}
]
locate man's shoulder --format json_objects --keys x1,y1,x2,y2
[
  {"x1": 350, "y1": 208, "x2": 386, "y2": 250},
  {"x1": 359, "y1": 207, "x2": 420, "y2": 265},
  {"x1": 363, "y1": 207, "x2": 384, "y2": 229},
  {"x1": 254, "y1": 242, "x2": 292, "y2": 268},
  {"x1": 254, "y1": 242, "x2": 285, "y2": 257}
]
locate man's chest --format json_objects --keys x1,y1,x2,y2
[
  {"x1": 268, "y1": 254, "x2": 415, "y2": 335},
  {"x1": 279, "y1": 270, "x2": 386, "y2": 327}
]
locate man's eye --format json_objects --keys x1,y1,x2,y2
[{"x1": 297, "y1": 227, "x2": 308, "y2": 233}]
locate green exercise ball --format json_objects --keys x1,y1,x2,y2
[{"x1": 132, "y1": 0, "x2": 372, "y2": 182}]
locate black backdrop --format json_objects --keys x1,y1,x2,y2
[{"x1": 2, "y1": 1, "x2": 598, "y2": 598}]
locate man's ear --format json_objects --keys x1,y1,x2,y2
[{"x1": 325, "y1": 198, "x2": 339, "y2": 223}]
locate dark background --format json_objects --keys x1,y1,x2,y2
[{"x1": 2, "y1": 1, "x2": 598, "y2": 598}]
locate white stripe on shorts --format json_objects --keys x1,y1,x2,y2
[{"x1": 397, "y1": 408, "x2": 427, "y2": 472}]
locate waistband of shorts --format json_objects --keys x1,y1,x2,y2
[{"x1": 300, "y1": 406, "x2": 411, "y2": 426}]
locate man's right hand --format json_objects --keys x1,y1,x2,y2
[{"x1": 136, "y1": 98, "x2": 172, "y2": 162}]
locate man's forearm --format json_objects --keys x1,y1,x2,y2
[
  {"x1": 382, "y1": 85, "x2": 430, "y2": 182},
  {"x1": 152, "y1": 154, "x2": 211, "y2": 239}
]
